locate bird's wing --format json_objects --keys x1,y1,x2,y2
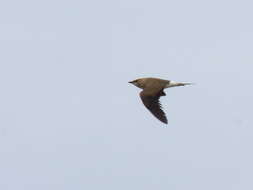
[{"x1": 139, "y1": 89, "x2": 168, "y2": 124}]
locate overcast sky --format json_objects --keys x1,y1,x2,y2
[{"x1": 0, "y1": 0, "x2": 253, "y2": 189}]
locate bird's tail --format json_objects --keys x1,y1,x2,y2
[
  {"x1": 180, "y1": 82, "x2": 194, "y2": 86},
  {"x1": 166, "y1": 81, "x2": 194, "y2": 88}
]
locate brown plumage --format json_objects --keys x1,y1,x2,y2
[{"x1": 129, "y1": 77, "x2": 192, "y2": 124}]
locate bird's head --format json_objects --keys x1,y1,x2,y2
[{"x1": 128, "y1": 78, "x2": 146, "y2": 89}]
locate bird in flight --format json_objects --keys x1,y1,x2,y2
[{"x1": 129, "y1": 77, "x2": 192, "y2": 124}]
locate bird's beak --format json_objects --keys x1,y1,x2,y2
[{"x1": 128, "y1": 81, "x2": 134, "y2": 84}]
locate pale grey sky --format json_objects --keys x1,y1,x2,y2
[{"x1": 0, "y1": 0, "x2": 253, "y2": 189}]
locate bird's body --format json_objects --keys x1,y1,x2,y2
[{"x1": 129, "y1": 77, "x2": 192, "y2": 124}]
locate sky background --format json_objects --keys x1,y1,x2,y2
[{"x1": 0, "y1": 0, "x2": 253, "y2": 189}]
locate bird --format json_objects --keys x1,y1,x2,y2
[{"x1": 129, "y1": 77, "x2": 192, "y2": 124}]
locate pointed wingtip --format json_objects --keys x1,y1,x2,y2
[{"x1": 161, "y1": 118, "x2": 168, "y2": 124}]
